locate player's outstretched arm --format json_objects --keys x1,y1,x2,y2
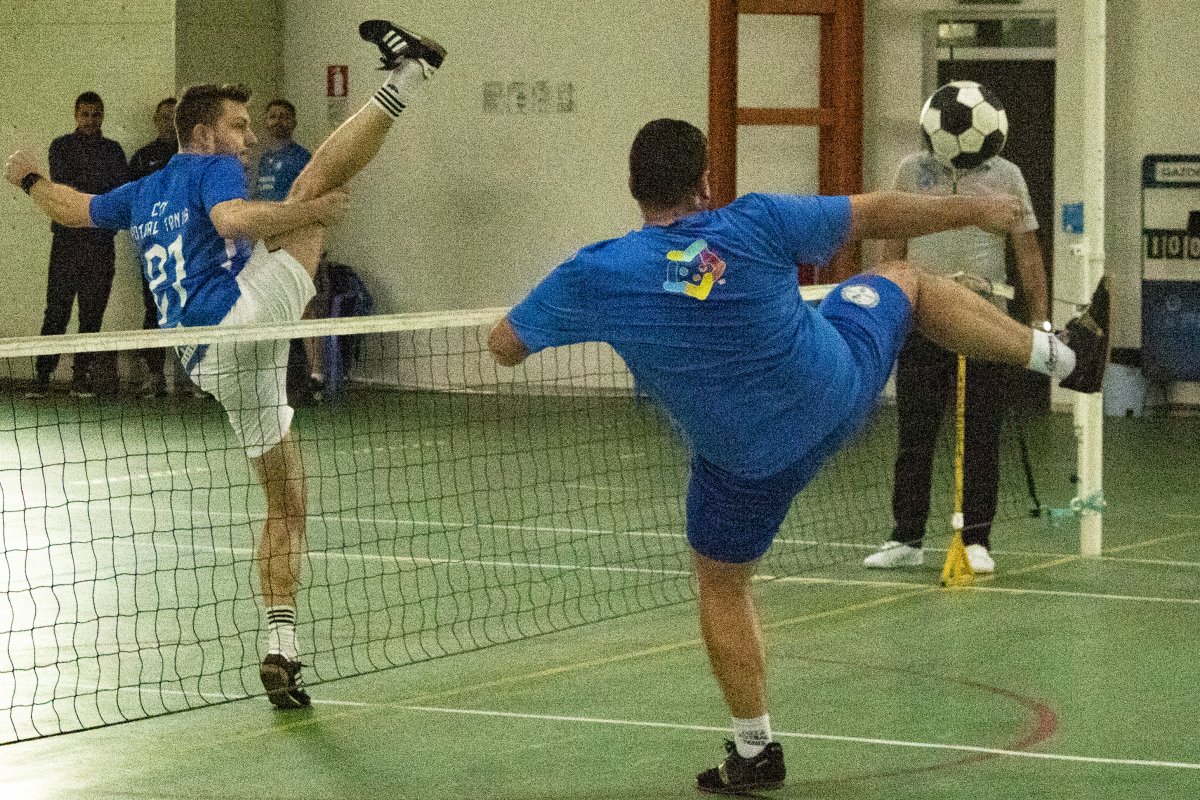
[
  {"x1": 5, "y1": 150, "x2": 95, "y2": 228},
  {"x1": 488, "y1": 317, "x2": 529, "y2": 367},
  {"x1": 846, "y1": 190, "x2": 1022, "y2": 242},
  {"x1": 209, "y1": 188, "x2": 349, "y2": 242}
]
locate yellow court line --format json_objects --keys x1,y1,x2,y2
[
  {"x1": 1103, "y1": 529, "x2": 1200, "y2": 555},
  {"x1": 973, "y1": 553, "x2": 1080, "y2": 583}
]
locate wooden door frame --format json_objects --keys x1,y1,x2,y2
[{"x1": 708, "y1": 0, "x2": 864, "y2": 277}]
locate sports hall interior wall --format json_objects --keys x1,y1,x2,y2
[
  {"x1": 0, "y1": 2, "x2": 174, "y2": 346},
  {"x1": 175, "y1": 1, "x2": 282, "y2": 141},
  {"x1": 281, "y1": 0, "x2": 1164, "y2": 352},
  {"x1": 0, "y1": 2, "x2": 1194, "y2": 376},
  {"x1": 0, "y1": 1, "x2": 281, "y2": 382}
]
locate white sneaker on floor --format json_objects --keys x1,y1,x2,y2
[
  {"x1": 965, "y1": 544, "x2": 995, "y2": 574},
  {"x1": 863, "y1": 541, "x2": 924, "y2": 569}
]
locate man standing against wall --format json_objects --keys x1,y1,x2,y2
[
  {"x1": 254, "y1": 98, "x2": 321, "y2": 403},
  {"x1": 128, "y1": 97, "x2": 178, "y2": 398},
  {"x1": 252, "y1": 99, "x2": 311, "y2": 202},
  {"x1": 863, "y1": 87, "x2": 1049, "y2": 575},
  {"x1": 28, "y1": 91, "x2": 128, "y2": 398}
]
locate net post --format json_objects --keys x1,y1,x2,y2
[{"x1": 1076, "y1": 0, "x2": 1106, "y2": 558}]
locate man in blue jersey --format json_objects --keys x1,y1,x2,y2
[
  {"x1": 6, "y1": 18, "x2": 447, "y2": 710},
  {"x1": 488, "y1": 119, "x2": 1108, "y2": 793},
  {"x1": 252, "y1": 99, "x2": 311, "y2": 202},
  {"x1": 252, "y1": 98, "x2": 321, "y2": 404}
]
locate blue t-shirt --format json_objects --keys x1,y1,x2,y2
[
  {"x1": 253, "y1": 141, "x2": 312, "y2": 201},
  {"x1": 89, "y1": 153, "x2": 252, "y2": 328},
  {"x1": 508, "y1": 193, "x2": 856, "y2": 479}
]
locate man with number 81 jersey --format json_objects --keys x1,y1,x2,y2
[
  {"x1": 6, "y1": 18, "x2": 449, "y2": 710},
  {"x1": 126, "y1": 154, "x2": 253, "y2": 332}
]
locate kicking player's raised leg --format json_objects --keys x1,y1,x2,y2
[
  {"x1": 285, "y1": 20, "x2": 446, "y2": 207},
  {"x1": 876, "y1": 260, "x2": 1109, "y2": 393}
]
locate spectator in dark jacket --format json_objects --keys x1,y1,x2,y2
[
  {"x1": 127, "y1": 97, "x2": 178, "y2": 397},
  {"x1": 28, "y1": 91, "x2": 127, "y2": 397}
]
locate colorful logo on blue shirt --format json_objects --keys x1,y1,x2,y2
[{"x1": 663, "y1": 240, "x2": 726, "y2": 300}]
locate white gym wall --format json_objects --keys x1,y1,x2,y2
[{"x1": 0, "y1": 1, "x2": 1196, "y2": 362}]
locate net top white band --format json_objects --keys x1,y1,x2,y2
[{"x1": 0, "y1": 278, "x2": 1015, "y2": 359}]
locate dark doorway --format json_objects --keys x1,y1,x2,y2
[{"x1": 938, "y1": 58, "x2": 1056, "y2": 411}]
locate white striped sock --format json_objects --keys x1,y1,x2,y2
[
  {"x1": 266, "y1": 605, "x2": 298, "y2": 661},
  {"x1": 371, "y1": 84, "x2": 407, "y2": 118}
]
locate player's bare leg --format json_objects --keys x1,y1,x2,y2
[
  {"x1": 287, "y1": 20, "x2": 445, "y2": 204},
  {"x1": 876, "y1": 260, "x2": 1108, "y2": 392},
  {"x1": 692, "y1": 552, "x2": 768, "y2": 721},
  {"x1": 253, "y1": 432, "x2": 311, "y2": 708},
  {"x1": 692, "y1": 551, "x2": 787, "y2": 793}
]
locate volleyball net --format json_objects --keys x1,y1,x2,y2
[{"x1": 0, "y1": 295, "x2": 1073, "y2": 743}]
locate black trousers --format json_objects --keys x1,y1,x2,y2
[
  {"x1": 139, "y1": 276, "x2": 165, "y2": 374},
  {"x1": 35, "y1": 235, "x2": 116, "y2": 381},
  {"x1": 890, "y1": 332, "x2": 1006, "y2": 548}
]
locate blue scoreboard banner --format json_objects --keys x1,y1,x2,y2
[{"x1": 1142, "y1": 154, "x2": 1200, "y2": 380}]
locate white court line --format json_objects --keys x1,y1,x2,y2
[
  {"x1": 68, "y1": 466, "x2": 210, "y2": 488},
  {"x1": 112, "y1": 687, "x2": 1200, "y2": 770},
  {"x1": 1099, "y1": 555, "x2": 1200, "y2": 568},
  {"x1": 332, "y1": 440, "x2": 447, "y2": 456},
  {"x1": 119, "y1": 499, "x2": 1200, "y2": 573},
  {"x1": 17, "y1": 499, "x2": 1200, "y2": 598},
  {"x1": 123, "y1": 500, "x2": 1200, "y2": 567},
  {"x1": 135, "y1": 539, "x2": 693, "y2": 579},
  {"x1": 397, "y1": 705, "x2": 1200, "y2": 771},
  {"x1": 124, "y1": 503, "x2": 866, "y2": 551},
  {"x1": 100, "y1": 536, "x2": 1200, "y2": 608}
]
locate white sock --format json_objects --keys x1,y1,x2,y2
[
  {"x1": 370, "y1": 60, "x2": 429, "y2": 118},
  {"x1": 266, "y1": 605, "x2": 298, "y2": 661},
  {"x1": 733, "y1": 714, "x2": 772, "y2": 758},
  {"x1": 1028, "y1": 329, "x2": 1076, "y2": 380}
]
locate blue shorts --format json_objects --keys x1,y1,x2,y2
[{"x1": 686, "y1": 274, "x2": 913, "y2": 563}]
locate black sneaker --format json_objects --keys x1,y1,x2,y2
[
  {"x1": 359, "y1": 19, "x2": 447, "y2": 72},
  {"x1": 697, "y1": 740, "x2": 786, "y2": 794},
  {"x1": 1059, "y1": 276, "x2": 1110, "y2": 394},
  {"x1": 25, "y1": 376, "x2": 50, "y2": 399},
  {"x1": 260, "y1": 653, "x2": 312, "y2": 710},
  {"x1": 69, "y1": 377, "x2": 96, "y2": 399},
  {"x1": 139, "y1": 375, "x2": 168, "y2": 399}
]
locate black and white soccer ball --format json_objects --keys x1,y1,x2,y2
[{"x1": 919, "y1": 81, "x2": 1008, "y2": 171}]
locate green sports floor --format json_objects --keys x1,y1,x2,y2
[{"x1": 1, "y1": 389, "x2": 1198, "y2": 799}]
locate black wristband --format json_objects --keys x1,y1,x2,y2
[{"x1": 20, "y1": 173, "x2": 44, "y2": 194}]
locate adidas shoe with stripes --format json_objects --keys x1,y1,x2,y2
[{"x1": 359, "y1": 19, "x2": 447, "y2": 73}]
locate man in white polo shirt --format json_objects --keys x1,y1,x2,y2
[{"x1": 864, "y1": 88, "x2": 1049, "y2": 575}]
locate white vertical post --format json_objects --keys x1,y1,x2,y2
[{"x1": 1075, "y1": 0, "x2": 1106, "y2": 557}]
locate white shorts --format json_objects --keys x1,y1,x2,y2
[{"x1": 189, "y1": 242, "x2": 316, "y2": 458}]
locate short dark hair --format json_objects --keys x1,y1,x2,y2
[
  {"x1": 629, "y1": 119, "x2": 708, "y2": 210},
  {"x1": 155, "y1": 97, "x2": 177, "y2": 114},
  {"x1": 266, "y1": 98, "x2": 297, "y2": 117},
  {"x1": 175, "y1": 83, "x2": 252, "y2": 147},
  {"x1": 75, "y1": 91, "x2": 103, "y2": 110}
]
